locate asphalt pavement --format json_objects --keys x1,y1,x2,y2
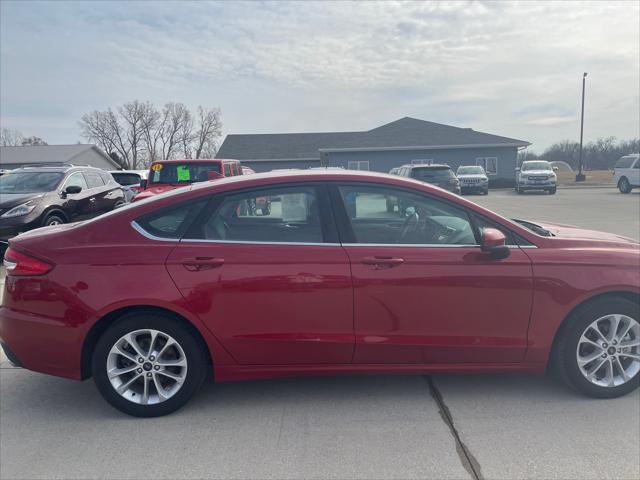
[{"x1": 1, "y1": 187, "x2": 639, "y2": 480}]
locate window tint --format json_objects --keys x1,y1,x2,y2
[
  {"x1": 64, "y1": 172, "x2": 88, "y2": 190},
  {"x1": 100, "y1": 172, "x2": 113, "y2": 184},
  {"x1": 224, "y1": 164, "x2": 232, "y2": 176},
  {"x1": 190, "y1": 187, "x2": 323, "y2": 244},
  {"x1": 338, "y1": 185, "x2": 476, "y2": 245},
  {"x1": 111, "y1": 172, "x2": 141, "y2": 186},
  {"x1": 136, "y1": 200, "x2": 207, "y2": 239},
  {"x1": 85, "y1": 172, "x2": 105, "y2": 188},
  {"x1": 410, "y1": 167, "x2": 454, "y2": 181}
]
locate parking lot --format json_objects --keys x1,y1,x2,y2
[{"x1": 1, "y1": 187, "x2": 639, "y2": 480}]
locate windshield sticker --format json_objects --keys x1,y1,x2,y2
[
  {"x1": 151, "y1": 163, "x2": 163, "y2": 171},
  {"x1": 176, "y1": 165, "x2": 191, "y2": 181}
]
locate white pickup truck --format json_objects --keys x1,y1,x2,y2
[{"x1": 613, "y1": 154, "x2": 640, "y2": 193}]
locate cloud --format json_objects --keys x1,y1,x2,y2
[{"x1": 1, "y1": 0, "x2": 638, "y2": 151}]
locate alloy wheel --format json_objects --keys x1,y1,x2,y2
[
  {"x1": 576, "y1": 314, "x2": 640, "y2": 387},
  {"x1": 106, "y1": 329, "x2": 188, "y2": 405}
]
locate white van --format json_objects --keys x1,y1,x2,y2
[{"x1": 613, "y1": 154, "x2": 640, "y2": 193}]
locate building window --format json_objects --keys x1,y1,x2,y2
[
  {"x1": 411, "y1": 159, "x2": 433, "y2": 165},
  {"x1": 476, "y1": 157, "x2": 498, "y2": 176},
  {"x1": 347, "y1": 161, "x2": 370, "y2": 171}
]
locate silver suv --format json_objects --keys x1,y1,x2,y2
[{"x1": 515, "y1": 160, "x2": 557, "y2": 195}]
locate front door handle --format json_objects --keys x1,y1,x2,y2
[
  {"x1": 181, "y1": 257, "x2": 225, "y2": 271},
  {"x1": 361, "y1": 256, "x2": 404, "y2": 269}
]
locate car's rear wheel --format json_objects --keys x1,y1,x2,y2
[
  {"x1": 92, "y1": 313, "x2": 207, "y2": 417},
  {"x1": 618, "y1": 177, "x2": 632, "y2": 194},
  {"x1": 555, "y1": 297, "x2": 640, "y2": 398},
  {"x1": 42, "y1": 213, "x2": 65, "y2": 227}
]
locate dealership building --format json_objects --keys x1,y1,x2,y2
[{"x1": 216, "y1": 117, "x2": 531, "y2": 182}]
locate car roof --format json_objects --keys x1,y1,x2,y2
[
  {"x1": 9, "y1": 165, "x2": 104, "y2": 173},
  {"x1": 148, "y1": 158, "x2": 239, "y2": 165},
  {"x1": 408, "y1": 164, "x2": 451, "y2": 169}
]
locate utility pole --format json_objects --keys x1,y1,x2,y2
[{"x1": 576, "y1": 72, "x2": 587, "y2": 181}]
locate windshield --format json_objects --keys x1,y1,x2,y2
[
  {"x1": 410, "y1": 167, "x2": 454, "y2": 180},
  {"x1": 522, "y1": 162, "x2": 552, "y2": 171},
  {"x1": 0, "y1": 171, "x2": 64, "y2": 194},
  {"x1": 457, "y1": 166, "x2": 484, "y2": 175},
  {"x1": 149, "y1": 162, "x2": 222, "y2": 185}
]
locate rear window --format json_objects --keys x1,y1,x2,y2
[
  {"x1": 410, "y1": 167, "x2": 454, "y2": 180},
  {"x1": 615, "y1": 157, "x2": 636, "y2": 169},
  {"x1": 111, "y1": 172, "x2": 141, "y2": 186},
  {"x1": 150, "y1": 162, "x2": 222, "y2": 185}
]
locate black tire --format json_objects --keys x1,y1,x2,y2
[
  {"x1": 42, "y1": 212, "x2": 66, "y2": 227},
  {"x1": 618, "y1": 177, "x2": 631, "y2": 194},
  {"x1": 548, "y1": 187, "x2": 557, "y2": 195},
  {"x1": 553, "y1": 297, "x2": 640, "y2": 398},
  {"x1": 92, "y1": 312, "x2": 208, "y2": 417},
  {"x1": 482, "y1": 188, "x2": 489, "y2": 195}
]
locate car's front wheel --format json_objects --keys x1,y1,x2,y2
[
  {"x1": 554, "y1": 297, "x2": 640, "y2": 398},
  {"x1": 92, "y1": 312, "x2": 208, "y2": 417},
  {"x1": 42, "y1": 212, "x2": 65, "y2": 227},
  {"x1": 618, "y1": 177, "x2": 632, "y2": 194}
]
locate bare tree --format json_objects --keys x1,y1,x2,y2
[
  {"x1": 193, "y1": 106, "x2": 222, "y2": 159},
  {"x1": 1, "y1": 128, "x2": 24, "y2": 146},
  {"x1": 79, "y1": 100, "x2": 223, "y2": 166}
]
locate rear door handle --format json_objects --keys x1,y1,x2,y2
[
  {"x1": 361, "y1": 256, "x2": 404, "y2": 269},
  {"x1": 181, "y1": 257, "x2": 225, "y2": 271}
]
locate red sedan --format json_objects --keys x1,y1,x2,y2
[{"x1": 1, "y1": 170, "x2": 639, "y2": 417}]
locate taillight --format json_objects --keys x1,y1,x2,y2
[{"x1": 3, "y1": 248, "x2": 53, "y2": 276}]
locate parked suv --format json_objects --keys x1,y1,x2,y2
[
  {"x1": 0, "y1": 165, "x2": 125, "y2": 240},
  {"x1": 613, "y1": 154, "x2": 640, "y2": 193},
  {"x1": 456, "y1": 165, "x2": 489, "y2": 195},
  {"x1": 132, "y1": 159, "x2": 242, "y2": 202},
  {"x1": 515, "y1": 160, "x2": 558, "y2": 194},
  {"x1": 396, "y1": 164, "x2": 461, "y2": 194}
]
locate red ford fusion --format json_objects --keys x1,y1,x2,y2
[{"x1": 1, "y1": 170, "x2": 639, "y2": 417}]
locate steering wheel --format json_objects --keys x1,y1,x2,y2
[{"x1": 398, "y1": 210, "x2": 420, "y2": 242}]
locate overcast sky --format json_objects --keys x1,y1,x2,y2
[{"x1": 1, "y1": 0, "x2": 638, "y2": 152}]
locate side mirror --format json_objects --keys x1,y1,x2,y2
[
  {"x1": 481, "y1": 228, "x2": 510, "y2": 260},
  {"x1": 139, "y1": 179, "x2": 147, "y2": 189},
  {"x1": 65, "y1": 185, "x2": 82, "y2": 195}
]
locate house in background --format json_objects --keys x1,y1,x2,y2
[
  {"x1": 0, "y1": 144, "x2": 120, "y2": 171},
  {"x1": 216, "y1": 117, "x2": 531, "y2": 184}
]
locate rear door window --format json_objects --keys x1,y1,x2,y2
[
  {"x1": 187, "y1": 186, "x2": 325, "y2": 244},
  {"x1": 64, "y1": 172, "x2": 88, "y2": 190},
  {"x1": 84, "y1": 172, "x2": 105, "y2": 189},
  {"x1": 615, "y1": 157, "x2": 635, "y2": 169}
]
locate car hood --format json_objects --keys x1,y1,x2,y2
[
  {"x1": 133, "y1": 184, "x2": 188, "y2": 201},
  {"x1": 457, "y1": 174, "x2": 488, "y2": 180},
  {"x1": 520, "y1": 170, "x2": 554, "y2": 176},
  {"x1": 0, "y1": 192, "x2": 45, "y2": 209},
  {"x1": 534, "y1": 220, "x2": 639, "y2": 247}
]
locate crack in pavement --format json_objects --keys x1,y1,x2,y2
[{"x1": 425, "y1": 376, "x2": 483, "y2": 480}]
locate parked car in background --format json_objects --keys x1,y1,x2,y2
[
  {"x1": 613, "y1": 154, "x2": 640, "y2": 194},
  {"x1": 132, "y1": 159, "x2": 242, "y2": 202},
  {"x1": 395, "y1": 164, "x2": 461, "y2": 194},
  {"x1": 515, "y1": 161, "x2": 558, "y2": 194},
  {"x1": 109, "y1": 170, "x2": 149, "y2": 202},
  {"x1": 0, "y1": 165, "x2": 125, "y2": 240},
  {"x1": 456, "y1": 165, "x2": 489, "y2": 195},
  {"x1": 2, "y1": 169, "x2": 638, "y2": 417}
]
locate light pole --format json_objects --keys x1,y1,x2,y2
[{"x1": 576, "y1": 72, "x2": 588, "y2": 182}]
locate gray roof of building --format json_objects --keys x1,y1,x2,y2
[
  {"x1": 216, "y1": 117, "x2": 531, "y2": 160},
  {"x1": 0, "y1": 144, "x2": 119, "y2": 168}
]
